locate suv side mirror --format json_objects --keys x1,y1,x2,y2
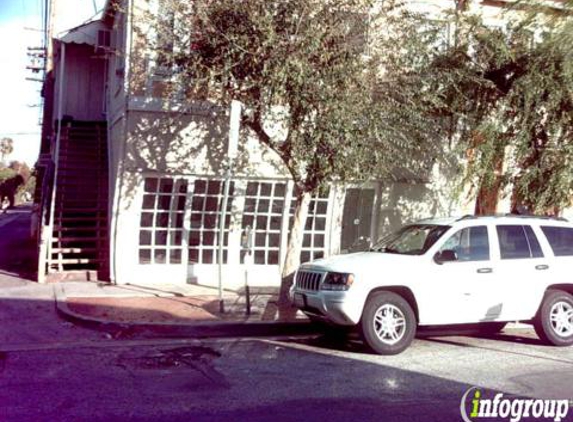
[{"x1": 434, "y1": 249, "x2": 457, "y2": 265}]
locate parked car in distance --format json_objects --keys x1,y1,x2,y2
[{"x1": 291, "y1": 215, "x2": 573, "y2": 355}]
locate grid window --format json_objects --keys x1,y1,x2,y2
[
  {"x1": 139, "y1": 177, "x2": 188, "y2": 264},
  {"x1": 289, "y1": 189, "x2": 330, "y2": 263},
  {"x1": 241, "y1": 182, "x2": 287, "y2": 265},
  {"x1": 188, "y1": 179, "x2": 234, "y2": 264}
]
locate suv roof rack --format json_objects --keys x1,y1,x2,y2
[{"x1": 455, "y1": 214, "x2": 569, "y2": 222}]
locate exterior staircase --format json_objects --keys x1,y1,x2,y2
[{"x1": 46, "y1": 120, "x2": 109, "y2": 280}]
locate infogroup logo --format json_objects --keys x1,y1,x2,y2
[{"x1": 460, "y1": 387, "x2": 570, "y2": 422}]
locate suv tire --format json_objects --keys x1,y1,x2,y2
[
  {"x1": 360, "y1": 291, "x2": 416, "y2": 355},
  {"x1": 534, "y1": 290, "x2": 573, "y2": 347}
]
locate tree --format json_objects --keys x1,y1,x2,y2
[
  {"x1": 0, "y1": 138, "x2": 14, "y2": 164},
  {"x1": 151, "y1": 0, "x2": 445, "y2": 304},
  {"x1": 424, "y1": 2, "x2": 573, "y2": 215}
]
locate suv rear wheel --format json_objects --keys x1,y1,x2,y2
[
  {"x1": 360, "y1": 291, "x2": 416, "y2": 355},
  {"x1": 534, "y1": 290, "x2": 573, "y2": 347}
]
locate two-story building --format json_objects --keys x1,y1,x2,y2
[{"x1": 36, "y1": 0, "x2": 545, "y2": 288}]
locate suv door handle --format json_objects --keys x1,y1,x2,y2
[
  {"x1": 477, "y1": 267, "x2": 493, "y2": 274},
  {"x1": 535, "y1": 264, "x2": 549, "y2": 271}
]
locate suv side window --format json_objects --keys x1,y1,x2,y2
[
  {"x1": 497, "y1": 225, "x2": 543, "y2": 259},
  {"x1": 439, "y1": 226, "x2": 490, "y2": 261},
  {"x1": 524, "y1": 225, "x2": 544, "y2": 258},
  {"x1": 540, "y1": 226, "x2": 573, "y2": 256}
]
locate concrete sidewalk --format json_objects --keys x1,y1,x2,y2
[{"x1": 54, "y1": 281, "x2": 314, "y2": 338}]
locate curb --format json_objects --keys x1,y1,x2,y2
[{"x1": 53, "y1": 284, "x2": 317, "y2": 338}]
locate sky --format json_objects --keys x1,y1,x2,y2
[{"x1": 0, "y1": 0, "x2": 106, "y2": 166}]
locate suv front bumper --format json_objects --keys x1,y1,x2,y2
[{"x1": 292, "y1": 289, "x2": 364, "y2": 326}]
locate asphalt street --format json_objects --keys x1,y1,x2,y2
[{"x1": 1, "y1": 208, "x2": 573, "y2": 422}]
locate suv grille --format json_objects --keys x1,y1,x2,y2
[{"x1": 295, "y1": 271, "x2": 324, "y2": 291}]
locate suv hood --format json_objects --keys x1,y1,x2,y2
[{"x1": 300, "y1": 251, "x2": 415, "y2": 274}]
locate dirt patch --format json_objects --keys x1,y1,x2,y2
[{"x1": 67, "y1": 296, "x2": 221, "y2": 323}]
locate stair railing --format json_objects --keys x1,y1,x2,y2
[{"x1": 39, "y1": 42, "x2": 67, "y2": 282}]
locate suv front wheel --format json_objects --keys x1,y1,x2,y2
[
  {"x1": 534, "y1": 290, "x2": 573, "y2": 347},
  {"x1": 360, "y1": 291, "x2": 416, "y2": 355}
]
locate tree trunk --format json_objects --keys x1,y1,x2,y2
[
  {"x1": 278, "y1": 190, "x2": 311, "y2": 309},
  {"x1": 474, "y1": 152, "x2": 504, "y2": 215}
]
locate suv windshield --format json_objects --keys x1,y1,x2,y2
[{"x1": 372, "y1": 224, "x2": 450, "y2": 255}]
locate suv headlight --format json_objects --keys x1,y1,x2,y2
[{"x1": 321, "y1": 272, "x2": 354, "y2": 291}]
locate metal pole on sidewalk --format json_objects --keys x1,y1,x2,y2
[{"x1": 217, "y1": 100, "x2": 241, "y2": 314}]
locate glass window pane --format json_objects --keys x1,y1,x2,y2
[
  {"x1": 541, "y1": 226, "x2": 573, "y2": 257},
  {"x1": 274, "y1": 183, "x2": 286, "y2": 197},
  {"x1": 155, "y1": 230, "x2": 168, "y2": 245},
  {"x1": 258, "y1": 199, "x2": 270, "y2": 213},
  {"x1": 170, "y1": 249, "x2": 182, "y2": 264},
  {"x1": 154, "y1": 249, "x2": 167, "y2": 264},
  {"x1": 144, "y1": 178, "x2": 158, "y2": 193},
  {"x1": 140, "y1": 230, "x2": 152, "y2": 245},
  {"x1": 497, "y1": 225, "x2": 530, "y2": 260},
  {"x1": 269, "y1": 233, "x2": 280, "y2": 248},
  {"x1": 203, "y1": 231, "x2": 215, "y2": 246},
  {"x1": 190, "y1": 214, "x2": 202, "y2": 229},
  {"x1": 303, "y1": 234, "x2": 312, "y2": 247},
  {"x1": 205, "y1": 197, "x2": 218, "y2": 212},
  {"x1": 158, "y1": 196, "x2": 171, "y2": 211},
  {"x1": 270, "y1": 216, "x2": 282, "y2": 230},
  {"x1": 254, "y1": 250, "x2": 265, "y2": 264},
  {"x1": 315, "y1": 234, "x2": 325, "y2": 248},
  {"x1": 317, "y1": 201, "x2": 328, "y2": 215},
  {"x1": 440, "y1": 226, "x2": 489, "y2": 261},
  {"x1": 189, "y1": 249, "x2": 199, "y2": 263},
  {"x1": 261, "y1": 183, "x2": 272, "y2": 196},
  {"x1": 202, "y1": 249, "x2": 213, "y2": 264},
  {"x1": 159, "y1": 178, "x2": 173, "y2": 193},
  {"x1": 524, "y1": 226, "x2": 543, "y2": 258},
  {"x1": 204, "y1": 214, "x2": 217, "y2": 229},
  {"x1": 268, "y1": 250, "x2": 279, "y2": 264},
  {"x1": 142, "y1": 195, "x2": 155, "y2": 210},
  {"x1": 246, "y1": 182, "x2": 258, "y2": 196},
  {"x1": 255, "y1": 233, "x2": 266, "y2": 247},
  {"x1": 315, "y1": 217, "x2": 326, "y2": 231},
  {"x1": 192, "y1": 196, "x2": 203, "y2": 211},
  {"x1": 140, "y1": 212, "x2": 153, "y2": 227},
  {"x1": 171, "y1": 231, "x2": 182, "y2": 246},
  {"x1": 139, "y1": 249, "x2": 151, "y2": 264},
  {"x1": 207, "y1": 180, "x2": 221, "y2": 195},
  {"x1": 271, "y1": 200, "x2": 284, "y2": 214},
  {"x1": 256, "y1": 215, "x2": 268, "y2": 229},
  {"x1": 155, "y1": 213, "x2": 169, "y2": 228},
  {"x1": 242, "y1": 214, "x2": 254, "y2": 228},
  {"x1": 189, "y1": 230, "x2": 200, "y2": 246},
  {"x1": 177, "y1": 179, "x2": 188, "y2": 193},
  {"x1": 243, "y1": 198, "x2": 256, "y2": 213},
  {"x1": 176, "y1": 196, "x2": 186, "y2": 211},
  {"x1": 194, "y1": 179, "x2": 206, "y2": 194}
]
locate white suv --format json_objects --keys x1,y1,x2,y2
[{"x1": 291, "y1": 215, "x2": 573, "y2": 354}]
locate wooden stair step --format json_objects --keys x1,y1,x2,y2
[
  {"x1": 52, "y1": 236, "x2": 104, "y2": 242},
  {"x1": 53, "y1": 226, "x2": 107, "y2": 231},
  {"x1": 48, "y1": 258, "x2": 103, "y2": 265},
  {"x1": 56, "y1": 216, "x2": 107, "y2": 222},
  {"x1": 54, "y1": 208, "x2": 107, "y2": 213},
  {"x1": 51, "y1": 247, "x2": 99, "y2": 254}
]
